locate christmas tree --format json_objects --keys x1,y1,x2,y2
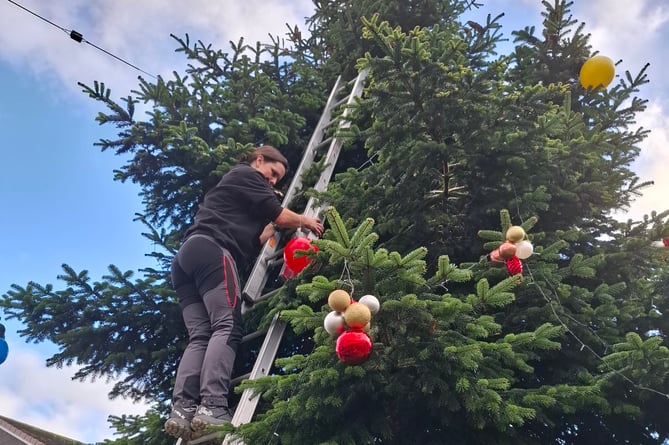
[{"x1": 2, "y1": 1, "x2": 668, "y2": 444}]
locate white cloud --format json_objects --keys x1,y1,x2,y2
[
  {"x1": 579, "y1": 0, "x2": 669, "y2": 48},
  {"x1": 577, "y1": 0, "x2": 669, "y2": 97},
  {"x1": 0, "y1": 0, "x2": 314, "y2": 102},
  {"x1": 0, "y1": 345, "x2": 150, "y2": 443},
  {"x1": 621, "y1": 102, "x2": 669, "y2": 220}
]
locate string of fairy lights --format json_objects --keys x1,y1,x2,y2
[
  {"x1": 6, "y1": 0, "x2": 157, "y2": 78},
  {"x1": 508, "y1": 184, "x2": 669, "y2": 399}
]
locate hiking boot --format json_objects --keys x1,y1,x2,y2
[
  {"x1": 190, "y1": 405, "x2": 233, "y2": 431},
  {"x1": 164, "y1": 404, "x2": 197, "y2": 439}
]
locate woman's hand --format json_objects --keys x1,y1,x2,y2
[
  {"x1": 301, "y1": 215, "x2": 324, "y2": 237},
  {"x1": 274, "y1": 209, "x2": 325, "y2": 237},
  {"x1": 259, "y1": 223, "x2": 276, "y2": 244}
]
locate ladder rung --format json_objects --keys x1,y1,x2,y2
[
  {"x1": 347, "y1": 74, "x2": 361, "y2": 86},
  {"x1": 335, "y1": 80, "x2": 349, "y2": 92},
  {"x1": 262, "y1": 249, "x2": 283, "y2": 263},
  {"x1": 266, "y1": 259, "x2": 283, "y2": 268},
  {"x1": 315, "y1": 136, "x2": 333, "y2": 150},
  {"x1": 332, "y1": 93, "x2": 352, "y2": 109},
  {"x1": 230, "y1": 371, "x2": 251, "y2": 387},
  {"x1": 241, "y1": 328, "x2": 268, "y2": 344},
  {"x1": 187, "y1": 432, "x2": 244, "y2": 445},
  {"x1": 186, "y1": 432, "x2": 221, "y2": 445},
  {"x1": 254, "y1": 287, "x2": 282, "y2": 303},
  {"x1": 242, "y1": 286, "x2": 282, "y2": 306}
]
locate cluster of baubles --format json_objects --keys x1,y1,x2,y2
[
  {"x1": 323, "y1": 290, "x2": 380, "y2": 365},
  {"x1": 489, "y1": 225, "x2": 533, "y2": 276},
  {"x1": 651, "y1": 238, "x2": 669, "y2": 248}
]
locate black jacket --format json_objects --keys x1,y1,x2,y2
[{"x1": 184, "y1": 163, "x2": 283, "y2": 263}]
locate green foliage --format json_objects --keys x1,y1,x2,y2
[
  {"x1": 78, "y1": 33, "x2": 326, "y2": 232},
  {"x1": 234, "y1": 208, "x2": 600, "y2": 444},
  {"x1": 103, "y1": 409, "x2": 174, "y2": 445},
  {"x1": 600, "y1": 333, "x2": 669, "y2": 390},
  {"x1": 1, "y1": 263, "x2": 181, "y2": 402}
]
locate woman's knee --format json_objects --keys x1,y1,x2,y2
[
  {"x1": 182, "y1": 302, "x2": 212, "y2": 341},
  {"x1": 187, "y1": 318, "x2": 212, "y2": 343},
  {"x1": 188, "y1": 331, "x2": 211, "y2": 345},
  {"x1": 209, "y1": 308, "x2": 243, "y2": 348}
]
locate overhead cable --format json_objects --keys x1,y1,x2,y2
[{"x1": 6, "y1": 0, "x2": 157, "y2": 79}]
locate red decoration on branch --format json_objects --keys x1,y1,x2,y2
[
  {"x1": 498, "y1": 241, "x2": 517, "y2": 260},
  {"x1": 335, "y1": 330, "x2": 373, "y2": 365},
  {"x1": 506, "y1": 256, "x2": 523, "y2": 275},
  {"x1": 489, "y1": 248, "x2": 505, "y2": 266},
  {"x1": 283, "y1": 237, "x2": 318, "y2": 274},
  {"x1": 663, "y1": 238, "x2": 669, "y2": 247}
]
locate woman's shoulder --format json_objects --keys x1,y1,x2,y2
[
  {"x1": 223, "y1": 163, "x2": 254, "y2": 179},
  {"x1": 221, "y1": 163, "x2": 265, "y2": 186}
]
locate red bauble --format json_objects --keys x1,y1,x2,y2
[
  {"x1": 489, "y1": 249, "x2": 505, "y2": 267},
  {"x1": 506, "y1": 256, "x2": 523, "y2": 275},
  {"x1": 498, "y1": 241, "x2": 517, "y2": 260},
  {"x1": 335, "y1": 330, "x2": 372, "y2": 365},
  {"x1": 283, "y1": 237, "x2": 319, "y2": 273},
  {"x1": 663, "y1": 237, "x2": 669, "y2": 247}
]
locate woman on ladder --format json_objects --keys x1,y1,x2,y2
[{"x1": 164, "y1": 145, "x2": 323, "y2": 440}]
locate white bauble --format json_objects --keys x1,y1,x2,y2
[
  {"x1": 359, "y1": 294, "x2": 380, "y2": 314},
  {"x1": 515, "y1": 240, "x2": 534, "y2": 260},
  {"x1": 324, "y1": 311, "x2": 345, "y2": 336}
]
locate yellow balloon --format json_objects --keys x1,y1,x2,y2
[{"x1": 579, "y1": 55, "x2": 615, "y2": 90}]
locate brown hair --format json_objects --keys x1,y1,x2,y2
[{"x1": 245, "y1": 145, "x2": 289, "y2": 171}]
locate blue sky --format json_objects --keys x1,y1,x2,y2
[{"x1": 0, "y1": 0, "x2": 667, "y2": 443}]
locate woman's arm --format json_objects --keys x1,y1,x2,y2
[{"x1": 274, "y1": 208, "x2": 324, "y2": 236}]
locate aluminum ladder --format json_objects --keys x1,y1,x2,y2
[{"x1": 176, "y1": 68, "x2": 368, "y2": 445}]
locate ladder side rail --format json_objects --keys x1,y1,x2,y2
[
  {"x1": 310, "y1": 67, "x2": 368, "y2": 198},
  {"x1": 301, "y1": 67, "x2": 370, "y2": 220},
  {"x1": 263, "y1": 67, "x2": 370, "y2": 286},
  {"x1": 230, "y1": 314, "x2": 287, "y2": 426},
  {"x1": 240, "y1": 231, "x2": 281, "y2": 311},
  {"x1": 280, "y1": 74, "x2": 345, "y2": 207}
]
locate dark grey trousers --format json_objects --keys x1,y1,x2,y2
[{"x1": 170, "y1": 234, "x2": 243, "y2": 408}]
